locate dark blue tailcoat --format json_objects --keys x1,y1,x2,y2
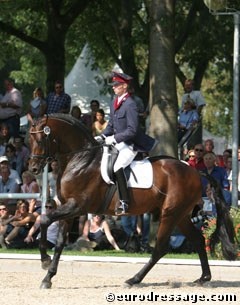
[{"x1": 103, "y1": 95, "x2": 155, "y2": 152}]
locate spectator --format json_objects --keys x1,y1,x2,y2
[
  {"x1": 24, "y1": 198, "x2": 59, "y2": 250},
  {"x1": 222, "y1": 149, "x2": 232, "y2": 168},
  {"x1": 188, "y1": 144, "x2": 206, "y2": 170},
  {"x1": 48, "y1": 159, "x2": 59, "y2": 203},
  {"x1": 186, "y1": 149, "x2": 195, "y2": 162},
  {"x1": 0, "y1": 138, "x2": 5, "y2": 156},
  {"x1": 21, "y1": 171, "x2": 41, "y2": 217},
  {"x1": 4, "y1": 200, "x2": 36, "y2": 248},
  {"x1": 46, "y1": 80, "x2": 71, "y2": 114},
  {"x1": 0, "y1": 123, "x2": 13, "y2": 146},
  {"x1": 27, "y1": 87, "x2": 47, "y2": 124},
  {"x1": 181, "y1": 79, "x2": 206, "y2": 115},
  {"x1": 202, "y1": 152, "x2": 231, "y2": 207},
  {"x1": 71, "y1": 105, "x2": 82, "y2": 121},
  {"x1": 13, "y1": 136, "x2": 30, "y2": 174},
  {"x1": 92, "y1": 109, "x2": 108, "y2": 136},
  {"x1": 0, "y1": 155, "x2": 22, "y2": 186},
  {"x1": 204, "y1": 139, "x2": 214, "y2": 153},
  {"x1": 0, "y1": 78, "x2": 23, "y2": 137},
  {"x1": 0, "y1": 165, "x2": 19, "y2": 208},
  {"x1": 4, "y1": 143, "x2": 19, "y2": 173},
  {"x1": 137, "y1": 213, "x2": 153, "y2": 253},
  {"x1": 121, "y1": 216, "x2": 138, "y2": 238},
  {"x1": 0, "y1": 203, "x2": 13, "y2": 248},
  {"x1": 75, "y1": 214, "x2": 120, "y2": 251},
  {"x1": 178, "y1": 99, "x2": 199, "y2": 142},
  {"x1": 82, "y1": 99, "x2": 100, "y2": 130},
  {"x1": 225, "y1": 155, "x2": 232, "y2": 176},
  {"x1": 202, "y1": 184, "x2": 217, "y2": 218}
]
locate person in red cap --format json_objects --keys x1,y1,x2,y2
[{"x1": 95, "y1": 71, "x2": 156, "y2": 214}]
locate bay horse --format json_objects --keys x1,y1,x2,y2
[{"x1": 28, "y1": 114, "x2": 236, "y2": 289}]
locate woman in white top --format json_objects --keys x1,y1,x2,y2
[{"x1": 81, "y1": 214, "x2": 120, "y2": 251}]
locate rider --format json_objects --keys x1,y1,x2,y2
[{"x1": 95, "y1": 71, "x2": 156, "y2": 215}]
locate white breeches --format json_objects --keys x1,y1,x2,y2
[{"x1": 113, "y1": 142, "x2": 137, "y2": 172}]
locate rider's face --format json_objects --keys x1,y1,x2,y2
[{"x1": 112, "y1": 83, "x2": 128, "y2": 96}]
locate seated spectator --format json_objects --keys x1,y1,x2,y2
[
  {"x1": 202, "y1": 183, "x2": 217, "y2": 218},
  {"x1": 71, "y1": 105, "x2": 83, "y2": 121},
  {"x1": 48, "y1": 159, "x2": 60, "y2": 204},
  {"x1": 188, "y1": 143, "x2": 206, "y2": 170},
  {"x1": 222, "y1": 149, "x2": 232, "y2": 168},
  {"x1": 4, "y1": 200, "x2": 36, "y2": 248},
  {"x1": 186, "y1": 149, "x2": 195, "y2": 162},
  {"x1": 0, "y1": 123, "x2": 13, "y2": 146},
  {"x1": 24, "y1": 198, "x2": 59, "y2": 250},
  {"x1": 204, "y1": 139, "x2": 214, "y2": 153},
  {"x1": 13, "y1": 136, "x2": 30, "y2": 174},
  {"x1": 92, "y1": 109, "x2": 108, "y2": 136},
  {"x1": 0, "y1": 203, "x2": 13, "y2": 248},
  {"x1": 82, "y1": 100, "x2": 100, "y2": 130},
  {"x1": 21, "y1": 171, "x2": 41, "y2": 217},
  {"x1": 0, "y1": 165, "x2": 20, "y2": 210},
  {"x1": 4, "y1": 143, "x2": 20, "y2": 172},
  {"x1": 27, "y1": 87, "x2": 47, "y2": 124},
  {"x1": 71, "y1": 214, "x2": 120, "y2": 251},
  {"x1": 178, "y1": 99, "x2": 199, "y2": 142},
  {"x1": 0, "y1": 138, "x2": 5, "y2": 156},
  {"x1": 202, "y1": 152, "x2": 231, "y2": 207},
  {"x1": 0, "y1": 155, "x2": 22, "y2": 186}
]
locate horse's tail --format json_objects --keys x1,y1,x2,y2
[{"x1": 200, "y1": 172, "x2": 237, "y2": 261}]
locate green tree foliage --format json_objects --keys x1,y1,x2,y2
[{"x1": 0, "y1": 0, "x2": 237, "y2": 140}]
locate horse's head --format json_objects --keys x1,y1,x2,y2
[
  {"x1": 28, "y1": 114, "x2": 98, "y2": 175},
  {"x1": 28, "y1": 116, "x2": 56, "y2": 174}
]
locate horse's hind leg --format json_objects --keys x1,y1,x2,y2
[
  {"x1": 40, "y1": 220, "x2": 68, "y2": 289},
  {"x1": 178, "y1": 217, "x2": 211, "y2": 284},
  {"x1": 125, "y1": 216, "x2": 174, "y2": 287}
]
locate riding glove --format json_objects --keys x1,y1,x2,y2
[
  {"x1": 105, "y1": 135, "x2": 116, "y2": 145},
  {"x1": 94, "y1": 135, "x2": 105, "y2": 144}
]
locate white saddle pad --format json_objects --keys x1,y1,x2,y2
[
  {"x1": 101, "y1": 148, "x2": 153, "y2": 188},
  {"x1": 127, "y1": 159, "x2": 153, "y2": 188}
]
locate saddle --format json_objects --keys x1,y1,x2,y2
[{"x1": 100, "y1": 145, "x2": 153, "y2": 189}]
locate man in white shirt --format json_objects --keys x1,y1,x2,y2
[
  {"x1": 181, "y1": 79, "x2": 206, "y2": 115},
  {"x1": 0, "y1": 78, "x2": 23, "y2": 137}
]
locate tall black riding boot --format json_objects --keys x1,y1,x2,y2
[{"x1": 115, "y1": 168, "x2": 130, "y2": 215}]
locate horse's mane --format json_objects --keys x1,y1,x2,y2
[{"x1": 44, "y1": 113, "x2": 95, "y2": 143}]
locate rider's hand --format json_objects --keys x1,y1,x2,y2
[
  {"x1": 94, "y1": 135, "x2": 104, "y2": 144},
  {"x1": 105, "y1": 135, "x2": 116, "y2": 145}
]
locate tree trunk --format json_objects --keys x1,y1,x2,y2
[{"x1": 148, "y1": 0, "x2": 178, "y2": 157}]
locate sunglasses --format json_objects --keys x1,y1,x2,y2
[
  {"x1": 0, "y1": 208, "x2": 7, "y2": 211},
  {"x1": 189, "y1": 155, "x2": 195, "y2": 158},
  {"x1": 195, "y1": 149, "x2": 203, "y2": 152},
  {"x1": 45, "y1": 205, "x2": 53, "y2": 209}
]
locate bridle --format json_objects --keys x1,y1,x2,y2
[
  {"x1": 29, "y1": 125, "x2": 56, "y2": 171},
  {"x1": 29, "y1": 122, "x2": 104, "y2": 172}
]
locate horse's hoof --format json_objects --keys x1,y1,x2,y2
[
  {"x1": 194, "y1": 274, "x2": 211, "y2": 285},
  {"x1": 40, "y1": 281, "x2": 52, "y2": 289},
  {"x1": 124, "y1": 277, "x2": 140, "y2": 287},
  {"x1": 41, "y1": 257, "x2": 52, "y2": 270}
]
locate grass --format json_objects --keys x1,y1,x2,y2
[{"x1": 0, "y1": 248, "x2": 201, "y2": 260}]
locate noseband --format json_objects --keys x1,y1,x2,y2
[{"x1": 29, "y1": 125, "x2": 55, "y2": 170}]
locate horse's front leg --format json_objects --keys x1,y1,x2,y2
[{"x1": 40, "y1": 220, "x2": 68, "y2": 289}]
